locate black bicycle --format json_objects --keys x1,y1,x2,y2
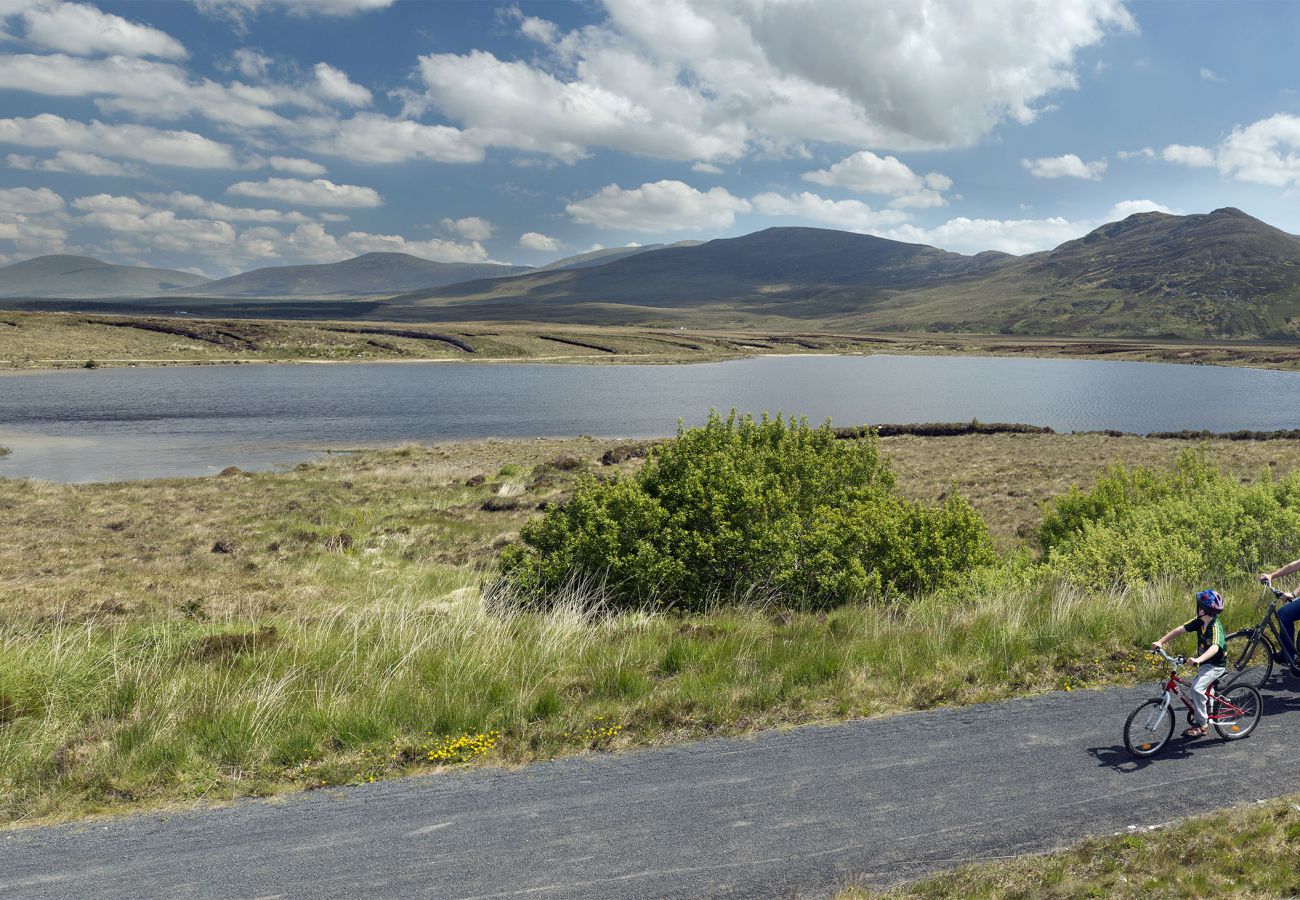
[{"x1": 1221, "y1": 584, "x2": 1300, "y2": 690}]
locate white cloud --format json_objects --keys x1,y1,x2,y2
[
  {"x1": 411, "y1": 0, "x2": 1132, "y2": 163},
  {"x1": 72, "y1": 193, "x2": 239, "y2": 252},
  {"x1": 751, "y1": 191, "x2": 911, "y2": 231},
  {"x1": 231, "y1": 48, "x2": 273, "y2": 79},
  {"x1": 882, "y1": 199, "x2": 1180, "y2": 255},
  {"x1": 1106, "y1": 199, "x2": 1176, "y2": 219},
  {"x1": 1199, "y1": 67, "x2": 1223, "y2": 82},
  {"x1": 1117, "y1": 147, "x2": 1155, "y2": 159},
  {"x1": 803, "y1": 150, "x2": 951, "y2": 198},
  {"x1": 440, "y1": 216, "x2": 494, "y2": 240},
  {"x1": 6, "y1": 149, "x2": 136, "y2": 176},
  {"x1": 241, "y1": 222, "x2": 490, "y2": 265},
  {"x1": 0, "y1": 53, "x2": 306, "y2": 129},
  {"x1": 21, "y1": 1, "x2": 188, "y2": 59},
  {"x1": 310, "y1": 113, "x2": 483, "y2": 164},
  {"x1": 268, "y1": 155, "x2": 326, "y2": 176},
  {"x1": 1160, "y1": 143, "x2": 1215, "y2": 167},
  {"x1": 0, "y1": 185, "x2": 64, "y2": 214},
  {"x1": 194, "y1": 0, "x2": 396, "y2": 18},
  {"x1": 312, "y1": 62, "x2": 371, "y2": 106},
  {"x1": 691, "y1": 161, "x2": 723, "y2": 174},
  {"x1": 566, "y1": 180, "x2": 751, "y2": 231},
  {"x1": 142, "y1": 191, "x2": 313, "y2": 223},
  {"x1": 226, "y1": 177, "x2": 382, "y2": 208},
  {"x1": 519, "y1": 231, "x2": 561, "y2": 251},
  {"x1": 0, "y1": 114, "x2": 238, "y2": 168},
  {"x1": 884, "y1": 216, "x2": 1085, "y2": 255},
  {"x1": 1214, "y1": 114, "x2": 1300, "y2": 185},
  {"x1": 1020, "y1": 153, "x2": 1107, "y2": 179}
]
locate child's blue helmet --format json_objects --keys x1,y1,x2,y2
[{"x1": 1196, "y1": 589, "x2": 1225, "y2": 614}]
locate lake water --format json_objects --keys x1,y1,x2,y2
[{"x1": 0, "y1": 354, "x2": 1295, "y2": 482}]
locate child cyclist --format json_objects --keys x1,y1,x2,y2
[{"x1": 1151, "y1": 589, "x2": 1227, "y2": 738}]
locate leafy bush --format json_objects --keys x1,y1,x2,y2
[
  {"x1": 1039, "y1": 449, "x2": 1300, "y2": 588},
  {"x1": 499, "y1": 411, "x2": 996, "y2": 610}
]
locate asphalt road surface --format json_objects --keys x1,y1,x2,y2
[{"x1": 5, "y1": 680, "x2": 1300, "y2": 899}]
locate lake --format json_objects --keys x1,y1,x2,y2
[{"x1": 1, "y1": 354, "x2": 1296, "y2": 482}]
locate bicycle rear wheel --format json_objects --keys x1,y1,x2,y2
[
  {"x1": 1124, "y1": 698, "x2": 1173, "y2": 757},
  {"x1": 1223, "y1": 630, "x2": 1273, "y2": 690},
  {"x1": 1212, "y1": 684, "x2": 1262, "y2": 740}
]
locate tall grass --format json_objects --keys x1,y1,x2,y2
[{"x1": 0, "y1": 574, "x2": 1209, "y2": 826}]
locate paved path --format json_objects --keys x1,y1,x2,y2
[{"x1": 5, "y1": 681, "x2": 1300, "y2": 899}]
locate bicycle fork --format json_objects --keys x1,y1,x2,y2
[{"x1": 1141, "y1": 691, "x2": 1176, "y2": 733}]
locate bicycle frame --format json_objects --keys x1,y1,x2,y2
[
  {"x1": 1144, "y1": 649, "x2": 1251, "y2": 731},
  {"x1": 1231, "y1": 586, "x2": 1295, "y2": 665}
]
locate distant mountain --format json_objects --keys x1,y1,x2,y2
[
  {"x1": 850, "y1": 207, "x2": 1300, "y2": 337},
  {"x1": 533, "y1": 242, "x2": 705, "y2": 272},
  {"x1": 179, "y1": 252, "x2": 532, "y2": 299},
  {"x1": 0, "y1": 255, "x2": 210, "y2": 299},
  {"x1": 386, "y1": 227, "x2": 1017, "y2": 320}
]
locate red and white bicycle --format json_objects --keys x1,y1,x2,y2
[{"x1": 1123, "y1": 646, "x2": 1263, "y2": 758}]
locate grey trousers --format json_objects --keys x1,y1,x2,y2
[{"x1": 1190, "y1": 663, "x2": 1227, "y2": 725}]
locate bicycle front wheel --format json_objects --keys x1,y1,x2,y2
[
  {"x1": 1223, "y1": 630, "x2": 1273, "y2": 690},
  {"x1": 1212, "y1": 684, "x2": 1262, "y2": 740},
  {"x1": 1124, "y1": 698, "x2": 1173, "y2": 757}
]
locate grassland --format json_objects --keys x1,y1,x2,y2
[
  {"x1": 6, "y1": 433, "x2": 1300, "y2": 828},
  {"x1": 841, "y1": 793, "x2": 1300, "y2": 898},
  {"x1": 8, "y1": 309, "x2": 1300, "y2": 371}
]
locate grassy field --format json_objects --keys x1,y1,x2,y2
[
  {"x1": 7, "y1": 309, "x2": 1300, "y2": 371},
  {"x1": 6, "y1": 433, "x2": 1300, "y2": 828},
  {"x1": 841, "y1": 793, "x2": 1300, "y2": 898}
]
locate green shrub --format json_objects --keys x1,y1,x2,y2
[
  {"x1": 499, "y1": 411, "x2": 996, "y2": 610},
  {"x1": 1039, "y1": 449, "x2": 1300, "y2": 588}
]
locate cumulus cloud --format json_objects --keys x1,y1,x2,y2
[
  {"x1": 6, "y1": 149, "x2": 136, "y2": 176},
  {"x1": 881, "y1": 199, "x2": 1180, "y2": 256},
  {"x1": 803, "y1": 150, "x2": 951, "y2": 195},
  {"x1": 751, "y1": 191, "x2": 911, "y2": 231},
  {"x1": 0, "y1": 53, "x2": 306, "y2": 129},
  {"x1": 0, "y1": 114, "x2": 238, "y2": 168},
  {"x1": 1160, "y1": 144, "x2": 1215, "y2": 167},
  {"x1": 519, "y1": 231, "x2": 561, "y2": 251},
  {"x1": 1020, "y1": 153, "x2": 1108, "y2": 179},
  {"x1": 20, "y1": 1, "x2": 188, "y2": 59},
  {"x1": 309, "y1": 113, "x2": 483, "y2": 164},
  {"x1": 692, "y1": 162, "x2": 723, "y2": 175},
  {"x1": 440, "y1": 216, "x2": 494, "y2": 240},
  {"x1": 1214, "y1": 114, "x2": 1300, "y2": 185},
  {"x1": 312, "y1": 62, "x2": 371, "y2": 106},
  {"x1": 268, "y1": 155, "x2": 326, "y2": 176},
  {"x1": 142, "y1": 191, "x2": 313, "y2": 223},
  {"x1": 411, "y1": 0, "x2": 1132, "y2": 163},
  {"x1": 226, "y1": 177, "x2": 382, "y2": 208},
  {"x1": 1116, "y1": 147, "x2": 1156, "y2": 160},
  {"x1": 194, "y1": 0, "x2": 396, "y2": 18},
  {"x1": 566, "y1": 180, "x2": 751, "y2": 231},
  {"x1": 0, "y1": 185, "x2": 64, "y2": 214}
]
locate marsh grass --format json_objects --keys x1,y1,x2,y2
[
  {"x1": 4, "y1": 434, "x2": 1299, "y2": 826},
  {"x1": 842, "y1": 794, "x2": 1300, "y2": 898}
]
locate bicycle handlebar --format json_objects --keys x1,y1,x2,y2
[{"x1": 1149, "y1": 646, "x2": 1188, "y2": 667}]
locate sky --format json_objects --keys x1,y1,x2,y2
[{"x1": 2, "y1": 0, "x2": 1300, "y2": 277}]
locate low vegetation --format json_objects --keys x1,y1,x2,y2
[
  {"x1": 843, "y1": 793, "x2": 1300, "y2": 898},
  {"x1": 6, "y1": 431, "x2": 1300, "y2": 828}
]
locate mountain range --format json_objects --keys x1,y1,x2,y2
[{"x1": 5, "y1": 208, "x2": 1300, "y2": 338}]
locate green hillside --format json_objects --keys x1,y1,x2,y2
[{"x1": 0, "y1": 255, "x2": 210, "y2": 299}]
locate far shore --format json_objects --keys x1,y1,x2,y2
[{"x1": 6, "y1": 308, "x2": 1300, "y2": 374}]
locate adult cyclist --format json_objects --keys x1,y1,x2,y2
[{"x1": 1258, "y1": 561, "x2": 1300, "y2": 666}]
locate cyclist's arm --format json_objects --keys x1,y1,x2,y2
[
  {"x1": 1152, "y1": 623, "x2": 1191, "y2": 649},
  {"x1": 1262, "y1": 559, "x2": 1300, "y2": 584}
]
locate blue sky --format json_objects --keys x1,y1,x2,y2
[{"x1": 2, "y1": 0, "x2": 1300, "y2": 276}]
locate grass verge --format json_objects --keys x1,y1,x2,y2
[{"x1": 842, "y1": 794, "x2": 1300, "y2": 898}]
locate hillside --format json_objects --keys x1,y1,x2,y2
[
  {"x1": 848, "y1": 207, "x2": 1300, "y2": 337},
  {"x1": 0, "y1": 255, "x2": 210, "y2": 299},
  {"x1": 383, "y1": 227, "x2": 1018, "y2": 321},
  {"x1": 179, "y1": 252, "x2": 532, "y2": 299},
  {"x1": 532, "y1": 241, "x2": 704, "y2": 272}
]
